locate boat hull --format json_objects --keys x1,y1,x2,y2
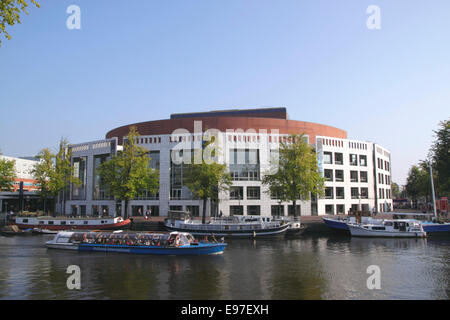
[
  {"x1": 78, "y1": 243, "x2": 227, "y2": 255},
  {"x1": 348, "y1": 224, "x2": 427, "y2": 238},
  {"x1": 165, "y1": 223, "x2": 290, "y2": 238},
  {"x1": 422, "y1": 223, "x2": 450, "y2": 233},
  {"x1": 285, "y1": 226, "x2": 307, "y2": 236},
  {"x1": 322, "y1": 218, "x2": 349, "y2": 231}
]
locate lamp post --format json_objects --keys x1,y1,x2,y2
[{"x1": 429, "y1": 163, "x2": 438, "y2": 220}]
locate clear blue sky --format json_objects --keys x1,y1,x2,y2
[{"x1": 1, "y1": 0, "x2": 449, "y2": 186}]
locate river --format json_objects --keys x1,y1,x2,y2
[{"x1": 0, "y1": 233, "x2": 448, "y2": 299}]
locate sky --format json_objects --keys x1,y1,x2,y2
[{"x1": 0, "y1": 0, "x2": 449, "y2": 186}]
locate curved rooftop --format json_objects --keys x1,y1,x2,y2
[{"x1": 106, "y1": 108, "x2": 347, "y2": 144}]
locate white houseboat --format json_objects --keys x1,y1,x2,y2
[
  {"x1": 165, "y1": 215, "x2": 290, "y2": 238},
  {"x1": 348, "y1": 219, "x2": 427, "y2": 238},
  {"x1": 14, "y1": 216, "x2": 131, "y2": 231}
]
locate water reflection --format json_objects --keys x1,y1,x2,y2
[{"x1": 0, "y1": 234, "x2": 448, "y2": 299}]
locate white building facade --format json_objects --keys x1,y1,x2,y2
[{"x1": 62, "y1": 108, "x2": 392, "y2": 218}]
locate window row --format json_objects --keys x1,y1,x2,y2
[
  {"x1": 377, "y1": 158, "x2": 390, "y2": 171},
  {"x1": 136, "y1": 137, "x2": 162, "y2": 144},
  {"x1": 378, "y1": 173, "x2": 391, "y2": 185},
  {"x1": 323, "y1": 152, "x2": 367, "y2": 166},
  {"x1": 379, "y1": 188, "x2": 392, "y2": 200},
  {"x1": 230, "y1": 186, "x2": 261, "y2": 200},
  {"x1": 325, "y1": 187, "x2": 369, "y2": 199},
  {"x1": 324, "y1": 169, "x2": 368, "y2": 183}
]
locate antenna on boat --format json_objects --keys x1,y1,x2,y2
[{"x1": 429, "y1": 162, "x2": 438, "y2": 220}]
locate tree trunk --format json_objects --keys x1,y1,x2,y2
[
  {"x1": 293, "y1": 200, "x2": 297, "y2": 218},
  {"x1": 202, "y1": 198, "x2": 207, "y2": 224},
  {"x1": 124, "y1": 200, "x2": 128, "y2": 219}
]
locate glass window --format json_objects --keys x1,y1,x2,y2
[
  {"x1": 72, "y1": 157, "x2": 87, "y2": 200},
  {"x1": 359, "y1": 155, "x2": 367, "y2": 166},
  {"x1": 323, "y1": 152, "x2": 332, "y2": 164},
  {"x1": 360, "y1": 187, "x2": 368, "y2": 199},
  {"x1": 351, "y1": 187, "x2": 359, "y2": 199},
  {"x1": 336, "y1": 204, "x2": 345, "y2": 214},
  {"x1": 247, "y1": 206, "x2": 260, "y2": 216},
  {"x1": 350, "y1": 171, "x2": 359, "y2": 182},
  {"x1": 288, "y1": 205, "x2": 301, "y2": 216},
  {"x1": 247, "y1": 187, "x2": 260, "y2": 200},
  {"x1": 230, "y1": 186, "x2": 244, "y2": 200},
  {"x1": 271, "y1": 205, "x2": 284, "y2": 216},
  {"x1": 334, "y1": 153, "x2": 343, "y2": 165},
  {"x1": 335, "y1": 170, "x2": 344, "y2": 182},
  {"x1": 230, "y1": 205, "x2": 243, "y2": 216},
  {"x1": 349, "y1": 154, "x2": 358, "y2": 166},
  {"x1": 325, "y1": 205, "x2": 334, "y2": 215},
  {"x1": 325, "y1": 187, "x2": 334, "y2": 199},
  {"x1": 93, "y1": 154, "x2": 111, "y2": 200},
  {"x1": 336, "y1": 187, "x2": 345, "y2": 199},
  {"x1": 324, "y1": 169, "x2": 333, "y2": 182},
  {"x1": 360, "y1": 171, "x2": 368, "y2": 183}
]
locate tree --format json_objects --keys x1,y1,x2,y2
[
  {"x1": 32, "y1": 148, "x2": 55, "y2": 214},
  {"x1": 183, "y1": 134, "x2": 233, "y2": 224},
  {"x1": 391, "y1": 182, "x2": 400, "y2": 199},
  {"x1": 0, "y1": 157, "x2": 16, "y2": 191},
  {"x1": 55, "y1": 138, "x2": 80, "y2": 214},
  {"x1": 262, "y1": 134, "x2": 325, "y2": 217},
  {"x1": 0, "y1": 0, "x2": 40, "y2": 47},
  {"x1": 405, "y1": 164, "x2": 430, "y2": 207},
  {"x1": 98, "y1": 127, "x2": 159, "y2": 218},
  {"x1": 430, "y1": 119, "x2": 450, "y2": 196},
  {"x1": 32, "y1": 139, "x2": 80, "y2": 215}
]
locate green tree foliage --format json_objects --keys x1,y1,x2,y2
[
  {"x1": 183, "y1": 134, "x2": 233, "y2": 224},
  {"x1": 32, "y1": 148, "x2": 55, "y2": 213},
  {"x1": 98, "y1": 127, "x2": 159, "y2": 218},
  {"x1": 0, "y1": 0, "x2": 40, "y2": 47},
  {"x1": 32, "y1": 139, "x2": 80, "y2": 214},
  {"x1": 262, "y1": 134, "x2": 325, "y2": 217},
  {"x1": 430, "y1": 119, "x2": 450, "y2": 196},
  {"x1": 391, "y1": 182, "x2": 400, "y2": 198},
  {"x1": 405, "y1": 164, "x2": 431, "y2": 205},
  {"x1": 0, "y1": 157, "x2": 16, "y2": 191}
]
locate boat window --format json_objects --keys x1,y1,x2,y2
[
  {"x1": 23, "y1": 219, "x2": 28, "y2": 223},
  {"x1": 372, "y1": 227, "x2": 386, "y2": 231},
  {"x1": 60, "y1": 221, "x2": 66, "y2": 225},
  {"x1": 39, "y1": 221, "x2": 44, "y2": 225},
  {"x1": 84, "y1": 221, "x2": 88, "y2": 225},
  {"x1": 70, "y1": 221, "x2": 75, "y2": 224},
  {"x1": 384, "y1": 222, "x2": 393, "y2": 226},
  {"x1": 48, "y1": 221, "x2": 54, "y2": 225},
  {"x1": 56, "y1": 237, "x2": 70, "y2": 243}
]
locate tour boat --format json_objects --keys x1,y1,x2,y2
[
  {"x1": 164, "y1": 215, "x2": 290, "y2": 238},
  {"x1": 347, "y1": 219, "x2": 427, "y2": 238},
  {"x1": 14, "y1": 216, "x2": 131, "y2": 231},
  {"x1": 46, "y1": 231, "x2": 227, "y2": 255}
]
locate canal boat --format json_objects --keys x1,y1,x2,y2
[
  {"x1": 14, "y1": 216, "x2": 131, "y2": 231},
  {"x1": 0, "y1": 225, "x2": 33, "y2": 236},
  {"x1": 32, "y1": 228, "x2": 58, "y2": 235},
  {"x1": 323, "y1": 216, "x2": 381, "y2": 232},
  {"x1": 348, "y1": 219, "x2": 427, "y2": 238},
  {"x1": 164, "y1": 214, "x2": 290, "y2": 238},
  {"x1": 46, "y1": 231, "x2": 227, "y2": 255},
  {"x1": 273, "y1": 217, "x2": 307, "y2": 236}
]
